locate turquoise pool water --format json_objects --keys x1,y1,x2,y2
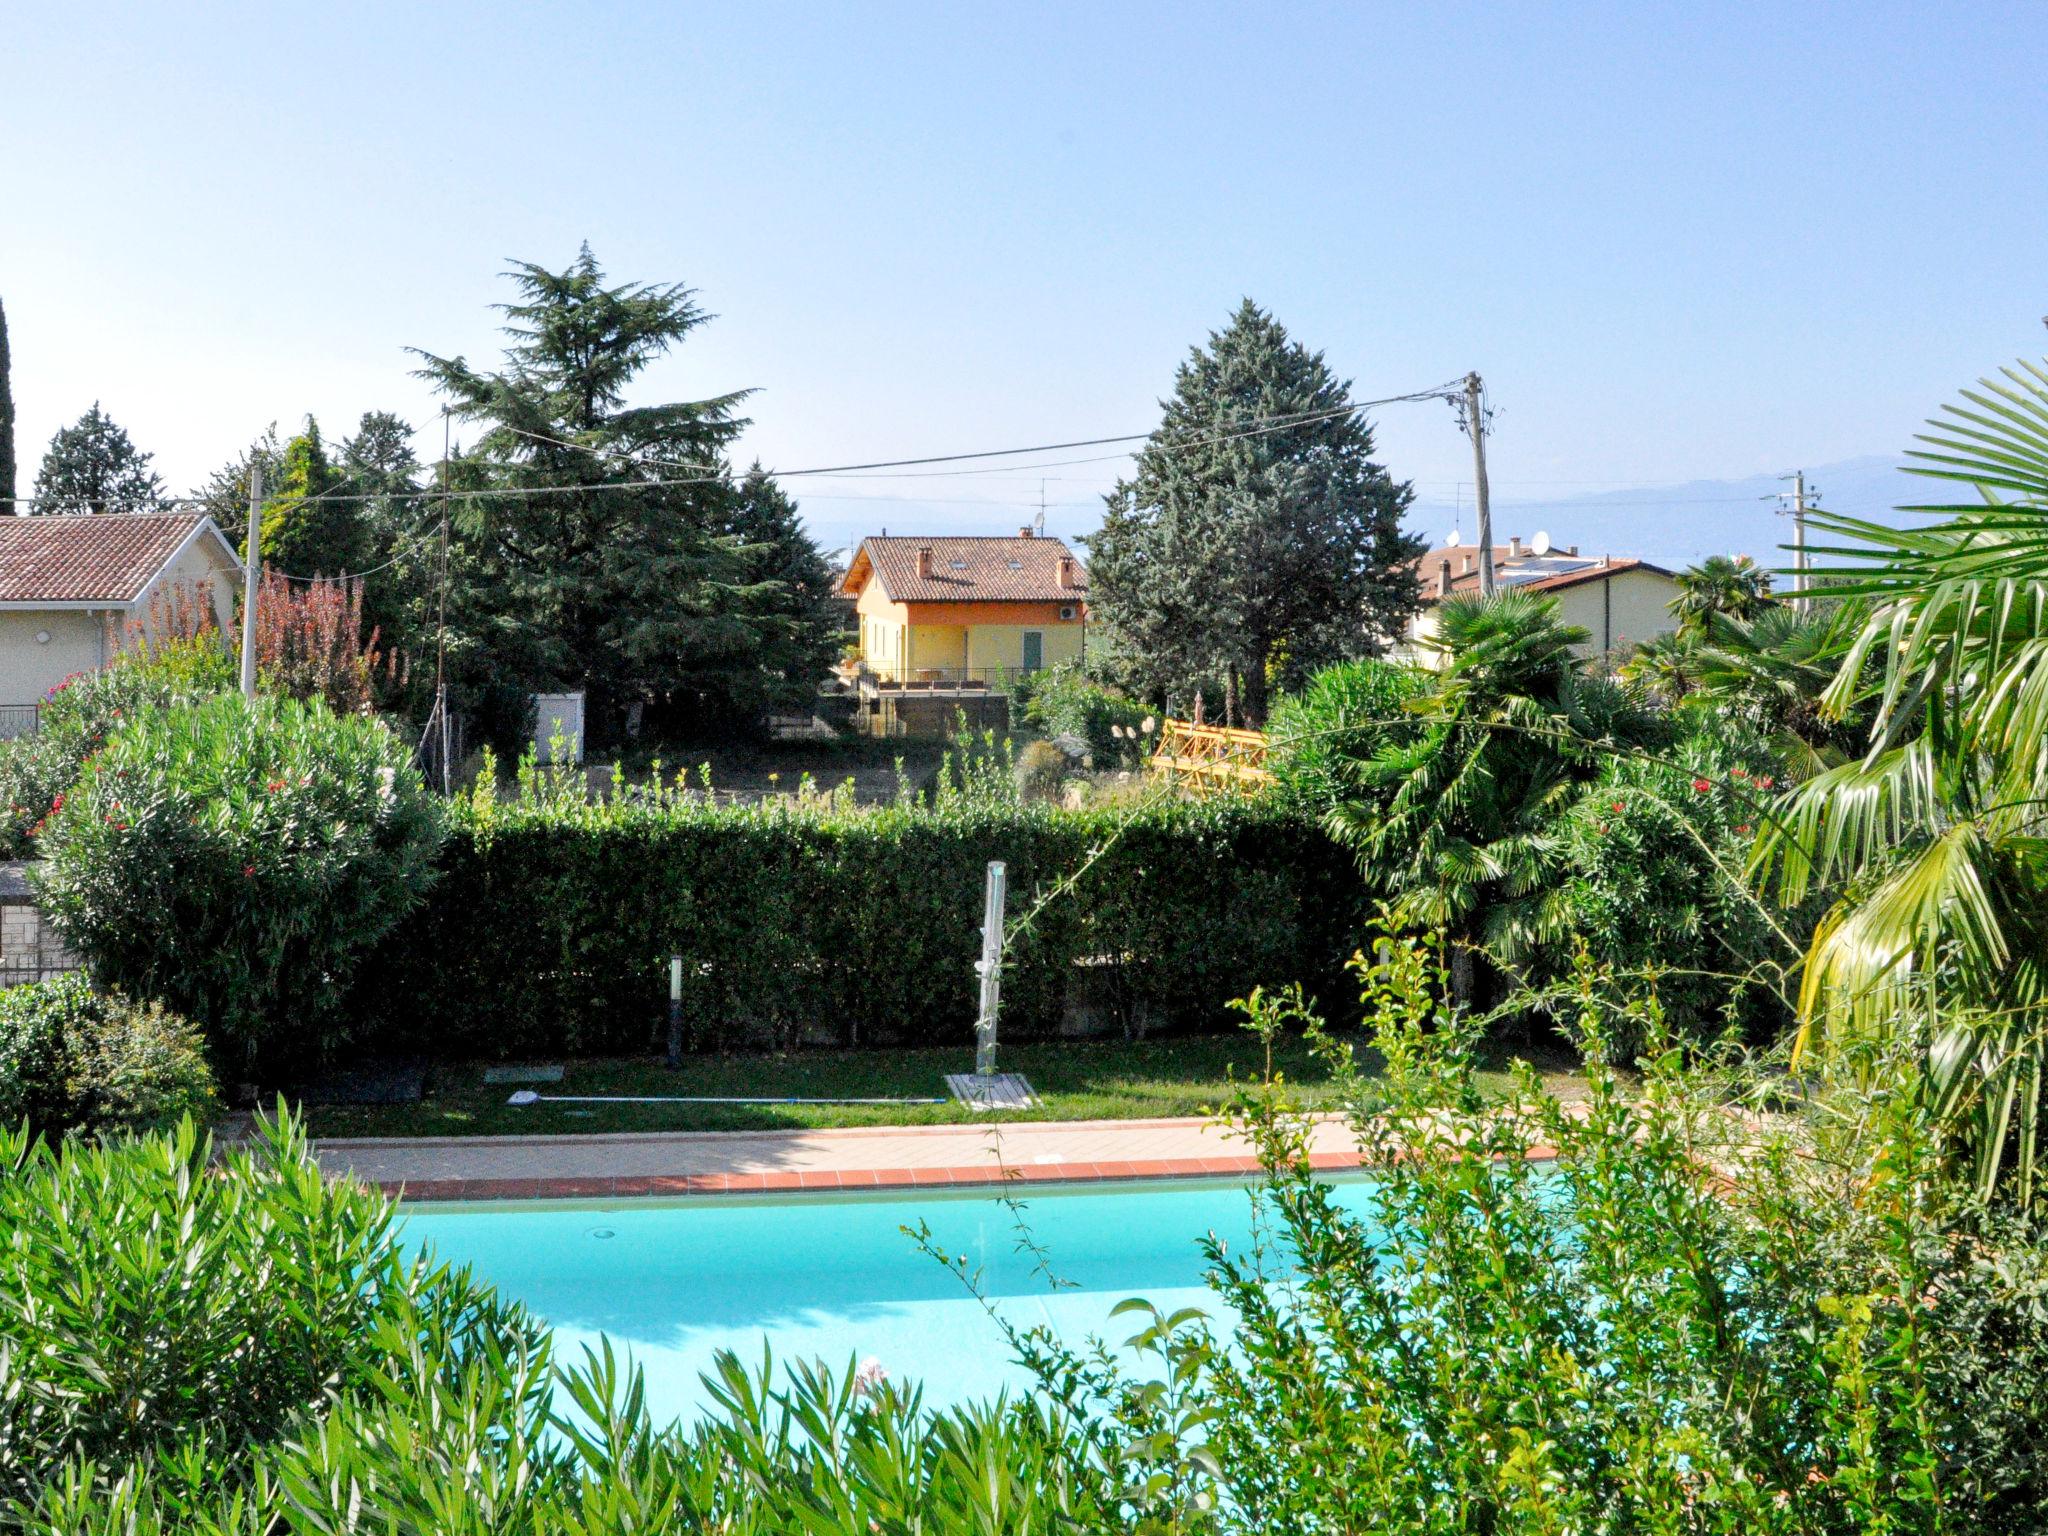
[{"x1": 399, "y1": 1176, "x2": 1378, "y2": 1422}]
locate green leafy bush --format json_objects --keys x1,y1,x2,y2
[
  {"x1": 1021, "y1": 659, "x2": 1151, "y2": 768},
  {"x1": 0, "y1": 1114, "x2": 546, "y2": 1520},
  {"x1": 352, "y1": 757, "x2": 1363, "y2": 1058},
  {"x1": 0, "y1": 975, "x2": 214, "y2": 1138},
  {"x1": 34, "y1": 694, "x2": 444, "y2": 1075},
  {"x1": 1264, "y1": 656, "x2": 1426, "y2": 815},
  {"x1": 1, "y1": 1114, "x2": 1115, "y2": 1532},
  {"x1": 986, "y1": 939, "x2": 2048, "y2": 1533},
  {"x1": 0, "y1": 635, "x2": 234, "y2": 857},
  {"x1": 1553, "y1": 722, "x2": 1801, "y2": 1053}
]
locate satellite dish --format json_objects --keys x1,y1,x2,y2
[
  {"x1": 1444, "y1": 529, "x2": 1463, "y2": 547},
  {"x1": 1530, "y1": 530, "x2": 1553, "y2": 556}
]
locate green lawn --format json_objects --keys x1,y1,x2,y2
[{"x1": 304, "y1": 1034, "x2": 1588, "y2": 1139}]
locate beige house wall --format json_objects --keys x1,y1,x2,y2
[
  {"x1": 1398, "y1": 566, "x2": 1682, "y2": 669},
  {"x1": 0, "y1": 611, "x2": 108, "y2": 705}
]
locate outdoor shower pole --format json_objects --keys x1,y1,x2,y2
[{"x1": 974, "y1": 861, "x2": 1007, "y2": 1076}]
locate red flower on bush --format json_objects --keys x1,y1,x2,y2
[
  {"x1": 265, "y1": 779, "x2": 286, "y2": 793},
  {"x1": 243, "y1": 864, "x2": 256, "y2": 877},
  {"x1": 1611, "y1": 800, "x2": 1626, "y2": 814},
  {"x1": 50, "y1": 792, "x2": 64, "y2": 813},
  {"x1": 1691, "y1": 777, "x2": 1713, "y2": 793},
  {"x1": 1756, "y1": 775, "x2": 1776, "y2": 791},
  {"x1": 1735, "y1": 822, "x2": 1754, "y2": 836},
  {"x1": 1730, "y1": 766, "x2": 1748, "y2": 779}
]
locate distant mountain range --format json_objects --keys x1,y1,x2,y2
[{"x1": 797, "y1": 454, "x2": 1927, "y2": 577}]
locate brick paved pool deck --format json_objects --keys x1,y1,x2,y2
[{"x1": 314, "y1": 1114, "x2": 1397, "y2": 1202}]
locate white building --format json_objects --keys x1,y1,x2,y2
[
  {"x1": 0, "y1": 512, "x2": 242, "y2": 730},
  {"x1": 1396, "y1": 533, "x2": 1683, "y2": 667}
]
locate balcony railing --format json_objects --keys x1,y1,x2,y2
[
  {"x1": 0, "y1": 705, "x2": 39, "y2": 742},
  {"x1": 855, "y1": 665, "x2": 1043, "y2": 692}
]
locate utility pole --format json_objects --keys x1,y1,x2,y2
[
  {"x1": 433, "y1": 410, "x2": 453, "y2": 793},
  {"x1": 1780, "y1": 470, "x2": 1811, "y2": 612},
  {"x1": 238, "y1": 463, "x2": 262, "y2": 697},
  {"x1": 1462, "y1": 372, "x2": 1497, "y2": 596}
]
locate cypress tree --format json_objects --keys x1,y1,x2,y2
[
  {"x1": 1087, "y1": 301, "x2": 1422, "y2": 725},
  {"x1": 0, "y1": 297, "x2": 15, "y2": 512}
]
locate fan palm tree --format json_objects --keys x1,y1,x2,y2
[
  {"x1": 1330, "y1": 592, "x2": 1660, "y2": 994},
  {"x1": 1672, "y1": 554, "x2": 1775, "y2": 638},
  {"x1": 1757, "y1": 357, "x2": 2048, "y2": 1202},
  {"x1": 1686, "y1": 601, "x2": 1869, "y2": 779},
  {"x1": 1616, "y1": 629, "x2": 1704, "y2": 704}
]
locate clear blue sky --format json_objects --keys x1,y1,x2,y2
[{"x1": 5, "y1": 2, "x2": 2045, "y2": 551}]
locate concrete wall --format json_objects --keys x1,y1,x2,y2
[{"x1": 0, "y1": 610, "x2": 107, "y2": 706}]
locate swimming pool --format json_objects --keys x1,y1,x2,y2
[{"x1": 400, "y1": 1176, "x2": 1379, "y2": 1421}]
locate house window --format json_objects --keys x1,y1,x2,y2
[{"x1": 1021, "y1": 631, "x2": 1043, "y2": 672}]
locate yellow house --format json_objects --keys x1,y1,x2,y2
[
  {"x1": 1394, "y1": 536, "x2": 1683, "y2": 667},
  {"x1": 840, "y1": 532, "x2": 1088, "y2": 684}
]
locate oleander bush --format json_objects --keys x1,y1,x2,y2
[
  {"x1": 0, "y1": 635, "x2": 234, "y2": 857},
  {"x1": 350, "y1": 753, "x2": 1365, "y2": 1059},
  {"x1": 34, "y1": 693, "x2": 444, "y2": 1075},
  {"x1": 0, "y1": 975, "x2": 214, "y2": 1139},
  {"x1": 0, "y1": 1113, "x2": 1117, "y2": 1533}
]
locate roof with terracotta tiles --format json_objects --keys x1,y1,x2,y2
[
  {"x1": 0, "y1": 512, "x2": 237, "y2": 604},
  {"x1": 840, "y1": 534, "x2": 1088, "y2": 603}
]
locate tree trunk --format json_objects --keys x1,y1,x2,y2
[
  {"x1": 1224, "y1": 667, "x2": 1239, "y2": 730},
  {"x1": 1242, "y1": 649, "x2": 1270, "y2": 730}
]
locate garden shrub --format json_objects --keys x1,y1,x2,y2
[
  {"x1": 1264, "y1": 656, "x2": 1426, "y2": 816},
  {"x1": 977, "y1": 939, "x2": 2048, "y2": 1533},
  {"x1": 351, "y1": 757, "x2": 1364, "y2": 1059},
  {"x1": 1552, "y1": 720, "x2": 1801, "y2": 1053},
  {"x1": 34, "y1": 694, "x2": 444, "y2": 1076},
  {"x1": 1021, "y1": 659, "x2": 1151, "y2": 768},
  {"x1": 0, "y1": 975, "x2": 213, "y2": 1139},
  {"x1": 1, "y1": 1113, "x2": 1115, "y2": 1532},
  {"x1": 0, "y1": 634, "x2": 234, "y2": 857},
  {"x1": 0, "y1": 1113, "x2": 546, "y2": 1520}
]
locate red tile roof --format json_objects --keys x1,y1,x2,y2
[
  {"x1": 841, "y1": 535, "x2": 1088, "y2": 603},
  {"x1": 0, "y1": 513, "x2": 229, "y2": 604}
]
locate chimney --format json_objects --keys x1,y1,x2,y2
[
  {"x1": 1564, "y1": 544, "x2": 1578, "y2": 556},
  {"x1": 1018, "y1": 525, "x2": 1034, "y2": 538},
  {"x1": 1436, "y1": 558, "x2": 1452, "y2": 597},
  {"x1": 1057, "y1": 555, "x2": 1078, "y2": 589},
  {"x1": 1509, "y1": 535, "x2": 1525, "y2": 558},
  {"x1": 916, "y1": 545, "x2": 934, "y2": 579},
  {"x1": 1462, "y1": 551, "x2": 1475, "y2": 574}
]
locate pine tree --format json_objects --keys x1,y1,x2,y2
[
  {"x1": 0, "y1": 296, "x2": 16, "y2": 512},
  {"x1": 191, "y1": 423, "x2": 285, "y2": 529},
  {"x1": 412, "y1": 246, "x2": 786, "y2": 740},
  {"x1": 1087, "y1": 301, "x2": 1422, "y2": 725},
  {"x1": 31, "y1": 403, "x2": 165, "y2": 515}
]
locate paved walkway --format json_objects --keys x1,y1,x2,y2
[{"x1": 315, "y1": 1114, "x2": 1371, "y2": 1201}]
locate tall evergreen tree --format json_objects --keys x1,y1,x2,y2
[
  {"x1": 191, "y1": 423, "x2": 285, "y2": 529},
  {"x1": 258, "y1": 418, "x2": 366, "y2": 576},
  {"x1": 724, "y1": 464, "x2": 841, "y2": 712},
  {"x1": 412, "y1": 246, "x2": 783, "y2": 740},
  {"x1": 1088, "y1": 301, "x2": 1422, "y2": 725},
  {"x1": 0, "y1": 296, "x2": 16, "y2": 512},
  {"x1": 31, "y1": 403, "x2": 164, "y2": 515}
]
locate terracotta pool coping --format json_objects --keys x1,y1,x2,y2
[{"x1": 374, "y1": 1145, "x2": 1562, "y2": 1203}]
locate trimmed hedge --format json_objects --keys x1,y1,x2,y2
[{"x1": 356, "y1": 784, "x2": 1367, "y2": 1059}]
